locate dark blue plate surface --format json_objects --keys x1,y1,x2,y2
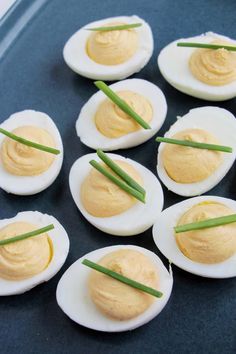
[{"x1": 0, "y1": 1, "x2": 236, "y2": 353}]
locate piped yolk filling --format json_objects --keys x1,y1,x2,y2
[
  {"x1": 89, "y1": 249, "x2": 158, "y2": 320},
  {"x1": 189, "y1": 40, "x2": 236, "y2": 86},
  {"x1": 1, "y1": 125, "x2": 56, "y2": 176},
  {"x1": 80, "y1": 160, "x2": 143, "y2": 217},
  {"x1": 0, "y1": 221, "x2": 53, "y2": 280},
  {"x1": 86, "y1": 22, "x2": 139, "y2": 65},
  {"x1": 175, "y1": 202, "x2": 236, "y2": 264},
  {"x1": 95, "y1": 90, "x2": 153, "y2": 138},
  {"x1": 162, "y1": 128, "x2": 222, "y2": 183}
]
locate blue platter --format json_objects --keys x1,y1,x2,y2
[{"x1": 0, "y1": 0, "x2": 235, "y2": 353}]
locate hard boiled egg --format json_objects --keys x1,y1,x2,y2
[
  {"x1": 56, "y1": 245, "x2": 173, "y2": 332},
  {"x1": 0, "y1": 211, "x2": 69, "y2": 296},
  {"x1": 152, "y1": 196, "x2": 236, "y2": 278},
  {"x1": 0, "y1": 110, "x2": 63, "y2": 195},
  {"x1": 158, "y1": 32, "x2": 236, "y2": 101},
  {"x1": 69, "y1": 153, "x2": 164, "y2": 236},
  {"x1": 76, "y1": 79, "x2": 167, "y2": 151},
  {"x1": 157, "y1": 106, "x2": 236, "y2": 196},
  {"x1": 63, "y1": 16, "x2": 153, "y2": 80}
]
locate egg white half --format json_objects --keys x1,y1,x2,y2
[
  {"x1": 56, "y1": 244, "x2": 173, "y2": 332},
  {"x1": 63, "y1": 15, "x2": 153, "y2": 81},
  {"x1": 157, "y1": 106, "x2": 236, "y2": 196},
  {"x1": 0, "y1": 110, "x2": 63, "y2": 195},
  {"x1": 69, "y1": 153, "x2": 164, "y2": 236},
  {"x1": 0, "y1": 211, "x2": 70, "y2": 296},
  {"x1": 153, "y1": 196, "x2": 236, "y2": 278},
  {"x1": 76, "y1": 79, "x2": 167, "y2": 151},
  {"x1": 158, "y1": 32, "x2": 236, "y2": 101}
]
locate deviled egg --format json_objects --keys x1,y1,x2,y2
[
  {"x1": 156, "y1": 106, "x2": 236, "y2": 196},
  {"x1": 0, "y1": 110, "x2": 63, "y2": 195},
  {"x1": 56, "y1": 245, "x2": 173, "y2": 332},
  {"x1": 152, "y1": 196, "x2": 236, "y2": 278},
  {"x1": 158, "y1": 32, "x2": 236, "y2": 101},
  {"x1": 69, "y1": 152, "x2": 164, "y2": 236},
  {"x1": 63, "y1": 15, "x2": 153, "y2": 80},
  {"x1": 0, "y1": 211, "x2": 69, "y2": 295},
  {"x1": 76, "y1": 79, "x2": 167, "y2": 151}
]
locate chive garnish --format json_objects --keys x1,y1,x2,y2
[
  {"x1": 155, "y1": 137, "x2": 232, "y2": 153},
  {"x1": 0, "y1": 127, "x2": 60, "y2": 155},
  {"x1": 86, "y1": 23, "x2": 142, "y2": 32},
  {"x1": 82, "y1": 259, "x2": 163, "y2": 298},
  {"x1": 89, "y1": 160, "x2": 145, "y2": 203},
  {"x1": 94, "y1": 81, "x2": 151, "y2": 130},
  {"x1": 175, "y1": 214, "x2": 236, "y2": 233},
  {"x1": 96, "y1": 149, "x2": 145, "y2": 197},
  {"x1": 0, "y1": 224, "x2": 54, "y2": 246},
  {"x1": 177, "y1": 42, "x2": 236, "y2": 52}
]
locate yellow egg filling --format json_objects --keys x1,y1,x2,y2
[
  {"x1": 175, "y1": 202, "x2": 236, "y2": 264},
  {"x1": 86, "y1": 22, "x2": 139, "y2": 65},
  {"x1": 89, "y1": 249, "x2": 158, "y2": 320},
  {"x1": 95, "y1": 90, "x2": 153, "y2": 138},
  {"x1": 80, "y1": 160, "x2": 143, "y2": 217},
  {"x1": 1, "y1": 125, "x2": 56, "y2": 176},
  {"x1": 0, "y1": 221, "x2": 53, "y2": 280},
  {"x1": 162, "y1": 129, "x2": 222, "y2": 183},
  {"x1": 189, "y1": 40, "x2": 236, "y2": 86}
]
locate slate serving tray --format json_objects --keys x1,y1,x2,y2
[{"x1": 0, "y1": 0, "x2": 235, "y2": 353}]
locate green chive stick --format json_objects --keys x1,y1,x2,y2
[
  {"x1": 94, "y1": 81, "x2": 151, "y2": 130},
  {"x1": 86, "y1": 23, "x2": 142, "y2": 31},
  {"x1": 175, "y1": 214, "x2": 236, "y2": 233},
  {"x1": 0, "y1": 224, "x2": 54, "y2": 246},
  {"x1": 89, "y1": 160, "x2": 145, "y2": 203},
  {"x1": 177, "y1": 42, "x2": 236, "y2": 52},
  {"x1": 82, "y1": 259, "x2": 163, "y2": 298},
  {"x1": 155, "y1": 137, "x2": 232, "y2": 153},
  {"x1": 0, "y1": 127, "x2": 60, "y2": 155},
  {"x1": 96, "y1": 149, "x2": 145, "y2": 196}
]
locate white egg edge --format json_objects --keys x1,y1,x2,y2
[
  {"x1": 156, "y1": 106, "x2": 236, "y2": 196},
  {"x1": 69, "y1": 153, "x2": 164, "y2": 236},
  {"x1": 0, "y1": 211, "x2": 70, "y2": 296},
  {"x1": 153, "y1": 195, "x2": 236, "y2": 278},
  {"x1": 56, "y1": 244, "x2": 173, "y2": 332},
  {"x1": 76, "y1": 78, "x2": 167, "y2": 151},
  {"x1": 63, "y1": 15, "x2": 154, "y2": 80},
  {"x1": 0, "y1": 110, "x2": 64, "y2": 195},
  {"x1": 158, "y1": 32, "x2": 236, "y2": 101}
]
